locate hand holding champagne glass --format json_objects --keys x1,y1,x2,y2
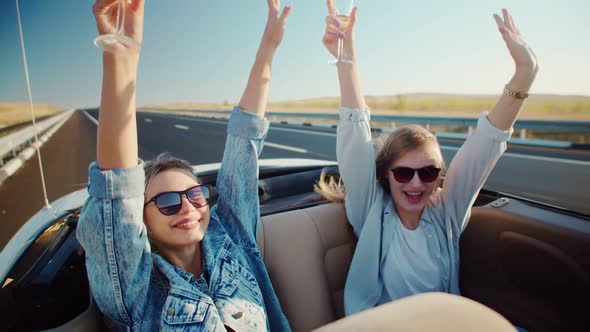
[
  {"x1": 93, "y1": 0, "x2": 143, "y2": 53},
  {"x1": 326, "y1": 0, "x2": 356, "y2": 64}
]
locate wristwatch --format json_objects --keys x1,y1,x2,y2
[{"x1": 503, "y1": 84, "x2": 529, "y2": 99}]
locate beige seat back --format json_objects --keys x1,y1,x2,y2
[{"x1": 258, "y1": 203, "x2": 357, "y2": 332}]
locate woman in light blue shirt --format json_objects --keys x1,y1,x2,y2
[
  {"x1": 77, "y1": 0, "x2": 293, "y2": 331},
  {"x1": 317, "y1": 1, "x2": 539, "y2": 316}
]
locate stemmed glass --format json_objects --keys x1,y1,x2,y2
[
  {"x1": 329, "y1": 0, "x2": 355, "y2": 64},
  {"x1": 94, "y1": 0, "x2": 141, "y2": 49}
]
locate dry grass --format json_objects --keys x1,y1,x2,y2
[
  {"x1": 0, "y1": 103, "x2": 60, "y2": 126},
  {"x1": 144, "y1": 93, "x2": 590, "y2": 121}
]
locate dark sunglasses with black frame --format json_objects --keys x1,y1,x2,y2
[
  {"x1": 144, "y1": 184, "x2": 212, "y2": 216},
  {"x1": 391, "y1": 165, "x2": 441, "y2": 183}
]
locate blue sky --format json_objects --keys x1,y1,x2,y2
[{"x1": 1, "y1": 0, "x2": 589, "y2": 109}]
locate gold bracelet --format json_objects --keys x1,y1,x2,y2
[{"x1": 503, "y1": 84, "x2": 529, "y2": 99}]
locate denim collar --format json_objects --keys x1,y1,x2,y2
[{"x1": 150, "y1": 209, "x2": 232, "y2": 299}]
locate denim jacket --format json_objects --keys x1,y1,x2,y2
[{"x1": 77, "y1": 107, "x2": 291, "y2": 331}]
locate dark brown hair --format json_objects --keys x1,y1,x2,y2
[{"x1": 144, "y1": 152, "x2": 198, "y2": 188}]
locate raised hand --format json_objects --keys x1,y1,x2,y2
[
  {"x1": 487, "y1": 9, "x2": 539, "y2": 131},
  {"x1": 261, "y1": 0, "x2": 292, "y2": 50},
  {"x1": 238, "y1": 1, "x2": 293, "y2": 116},
  {"x1": 493, "y1": 8, "x2": 538, "y2": 76},
  {"x1": 93, "y1": 0, "x2": 144, "y2": 54},
  {"x1": 322, "y1": 0, "x2": 357, "y2": 59}
]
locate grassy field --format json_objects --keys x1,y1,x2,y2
[
  {"x1": 0, "y1": 103, "x2": 60, "y2": 126},
  {"x1": 145, "y1": 93, "x2": 590, "y2": 121},
  {"x1": 3, "y1": 93, "x2": 586, "y2": 126}
]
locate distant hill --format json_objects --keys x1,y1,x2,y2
[
  {"x1": 144, "y1": 93, "x2": 590, "y2": 120},
  {"x1": 0, "y1": 103, "x2": 60, "y2": 126}
]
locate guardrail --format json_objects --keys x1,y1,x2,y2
[
  {"x1": 0, "y1": 110, "x2": 74, "y2": 185},
  {"x1": 0, "y1": 114, "x2": 55, "y2": 138},
  {"x1": 0, "y1": 111, "x2": 72, "y2": 166}
]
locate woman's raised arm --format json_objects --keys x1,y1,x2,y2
[
  {"x1": 322, "y1": 1, "x2": 376, "y2": 234},
  {"x1": 215, "y1": 0, "x2": 292, "y2": 244},
  {"x1": 77, "y1": 2, "x2": 151, "y2": 328},
  {"x1": 441, "y1": 9, "x2": 538, "y2": 232},
  {"x1": 238, "y1": 0, "x2": 292, "y2": 116},
  {"x1": 488, "y1": 8, "x2": 539, "y2": 130},
  {"x1": 94, "y1": 0, "x2": 144, "y2": 170}
]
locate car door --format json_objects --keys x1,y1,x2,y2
[{"x1": 460, "y1": 193, "x2": 590, "y2": 332}]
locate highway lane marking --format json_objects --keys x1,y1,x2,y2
[
  {"x1": 269, "y1": 126, "x2": 336, "y2": 137},
  {"x1": 133, "y1": 113, "x2": 590, "y2": 166},
  {"x1": 441, "y1": 146, "x2": 590, "y2": 166},
  {"x1": 168, "y1": 116, "x2": 338, "y2": 137},
  {"x1": 169, "y1": 116, "x2": 228, "y2": 125},
  {"x1": 264, "y1": 142, "x2": 309, "y2": 154},
  {"x1": 81, "y1": 109, "x2": 98, "y2": 125},
  {"x1": 174, "y1": 124, "x2": 190, "y2": 130}
]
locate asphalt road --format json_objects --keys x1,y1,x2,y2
[
  {"x1": 131, "y1": 110, "x2": 590, "y2": 215},
  {"x1": 129, "y1": 110, "x2": 590, "y2": 214},
  {"x1": 1, "y1": 109, "x2": 589, "y2": 249}
]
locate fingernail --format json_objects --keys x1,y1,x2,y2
[{"x1": 286, "y1": 1, "x2": 293, "y2": 9}]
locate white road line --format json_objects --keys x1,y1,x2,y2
[
  {"x1": 81, "y1": 109, "x2": 98, "y2": 125},
  {"x1": 175, "y1": 124, "x2": 190, "y2": 130},
  {"x1": 171, "y1": 117, "x2": 228, "y2": 125},
  {"x1": 173, "y1": 116, "x2": 337, "y2": 137},
  {"x1": 441, "y1": 146, "x2": 590, "y2": 166},
  {"x1": 264, "y1": 142, "x2": 309, "y2": 154},
  {"x1": 270, "y1": 126, "x2": 336, "y2": 137}
]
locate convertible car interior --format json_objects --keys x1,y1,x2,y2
[{"x1": 1, "y1": 164, "x2": 589, "y2": 331}]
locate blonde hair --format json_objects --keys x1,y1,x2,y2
[
  {"x1": 315, "y1": 125, "x2": 446, "y2": 202},
  {"x1": 314, "y1": 171, "x2": 346, "y2": 202}
]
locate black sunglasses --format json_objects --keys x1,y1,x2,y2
[
  {"x1": 144, "y1": 185, "x2": 211, "y2": 216},
  {"x1": 391, "y1": 166, "x2": 441, "y2": 183}
]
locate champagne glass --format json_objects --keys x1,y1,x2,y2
[
  {"x1": 329, "y1": 0, "x2": 355, "y2": 64},
  {"x1": 94, "y1": 0, "x2": 140, "y2": 49}
]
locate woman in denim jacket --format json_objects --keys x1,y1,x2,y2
[
  {"x1": 77, "y1": 0, "x2": 293, "y2": 331},
  {"x1": 317, "y1": 0, "x2": 538, "y2": 318}
]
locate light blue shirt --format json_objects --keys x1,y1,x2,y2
[
  {"x1": 337, "y1": 107, "x2": 512, "y2": 315},
  {"x1": 77, "y1": 107, "x2": 291, "y2": 331},
  {"x1": 377, "y1": 202, "x2": 449, "y2": 304}
]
